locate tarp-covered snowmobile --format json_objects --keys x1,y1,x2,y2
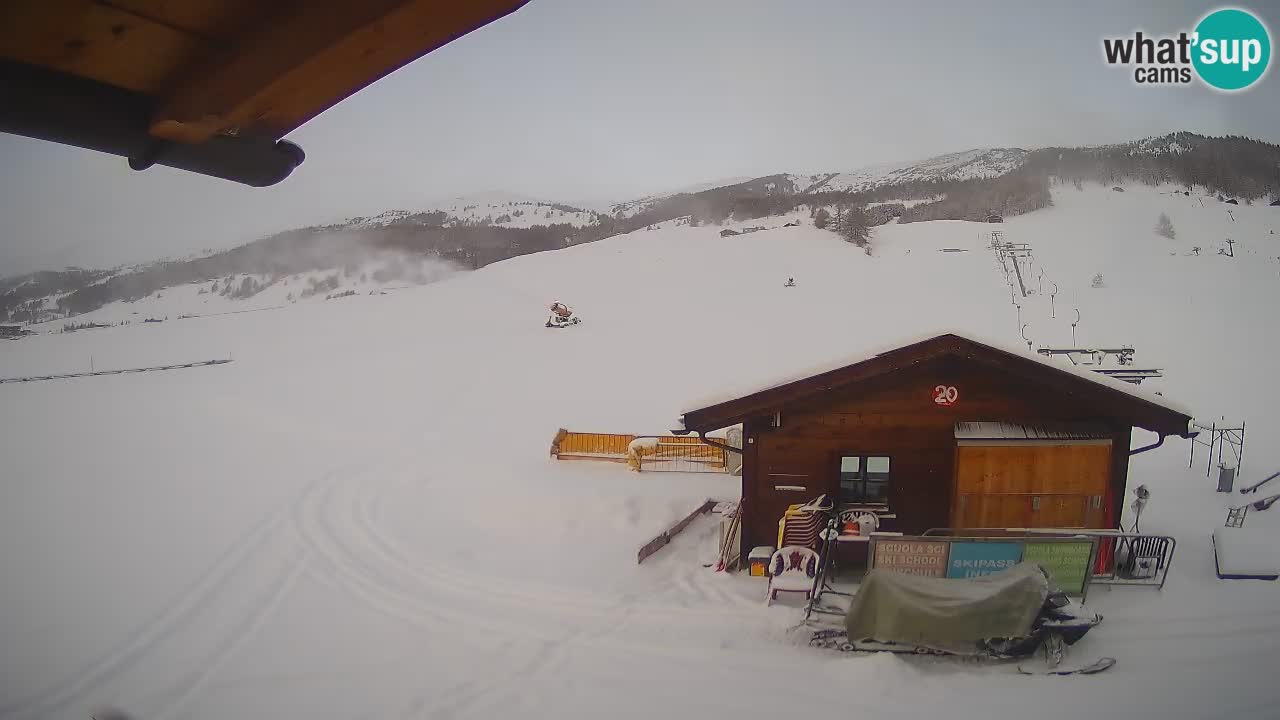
[{"x1": 809, "y1": 563, "x2": 1103, "y2": 668}]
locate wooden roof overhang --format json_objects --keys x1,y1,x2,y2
[
  {"x1": 677, "y1": 334, "x2": 1194, "y2": 439},
  {"x1": 0, "y1": 0, "x2": 530, "y2": 185}
]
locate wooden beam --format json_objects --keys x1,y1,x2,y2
[
  {"x1": 636, "y1": 499, "x2": 717, "y2": 564},
  {"x1": 149, "y1": 0, "x2": 529, "y2": 143},
  {"x1": 0, "y1": 0, "x2": 210, "y2": 94},
  {"x1": 97, "y1": 0, "x2": 260, "y2": 43}
]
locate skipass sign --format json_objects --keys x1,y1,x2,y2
[
  {"x1": 869, "y1": 535, "x2": 1099, "y2": 596},
  {"x1": 1102, "y1": 7, "x2": 1271, "y2": 91}
]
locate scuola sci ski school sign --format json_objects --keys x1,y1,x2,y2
[
  {"x1": 869, "y1": 535, "x2": 1099, "y2": 596},
  {"x1": 1102, "y1": 7, "x2": 1271, "y2": 91}
]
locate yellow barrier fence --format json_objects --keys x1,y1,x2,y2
[{"x1": 550, "y1": 429, "x2": 729, "y2": 473}]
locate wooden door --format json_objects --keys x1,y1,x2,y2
[
  {"x1": 956, "y1": 493, "x2": 1028, "y2": 528},
  {"x1": 754, "y1": 465, "x2": 822, "y2": 550},
  {"x1": 749, "y1": 434, "x2": 837, "y2": 548},
  {"x1": 1030, "y1": 495, "x2": 1087, "y2": 527},
  {"x1": 953, "y1": 442, "x2": 1112, "y2": 529},
  {"x1": 956, "y1": 444, "x2": 1111, "y2": 495}
]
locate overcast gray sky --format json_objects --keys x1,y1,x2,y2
[{"x1": 2, "y1": 0, "x2": 1278, "y2": 275}]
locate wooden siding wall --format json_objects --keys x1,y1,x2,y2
[{"x1": 740, "y1": 356, "x2": 1129, "y2": 554}]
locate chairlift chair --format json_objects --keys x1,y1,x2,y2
[
  {"x1": 1225, "y1": 505, "x2": 1249, "y2": 528},
  {"x1": 1251, "y1": 493, "x2": 1280, "y2": 512}
]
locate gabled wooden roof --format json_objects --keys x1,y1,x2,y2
[
  {"x1": 677, "y1": 333, "x2": 1194, "y2": 438},
  {"x1": 0, "y1": 0, "x2": 529, "y2": 185}
]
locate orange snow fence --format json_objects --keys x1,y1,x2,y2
[{"x1": 550, "y1": 429, "x2": 729, "y2": 473}]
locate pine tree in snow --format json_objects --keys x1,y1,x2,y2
[
  {"x1": 832, "y1": 205, "x2": 870, "y2": 248},
  {"x1": 1155, "y1": 213, "x2": 1176, "y2": 239}
]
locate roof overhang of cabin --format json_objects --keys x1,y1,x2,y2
[
  {"x1": 0, "y1": 0, "x2": 530, "y2": 186},
  {"x1": 676, "y1": 333, "x2": 1194, "y2": 439}
]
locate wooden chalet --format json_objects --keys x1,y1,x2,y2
[{"x1": 674, "y1": 333, "x2": 1194, "y2": 559}]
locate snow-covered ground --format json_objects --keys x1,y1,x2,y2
[
  {"x1": 19, "y1": 260, "x2": 461, "y2": 352},
  {"x1": 1, "y1": 184, "x2": 1278, "y2": 719},
  {"x1": 868, "y1": 196, "x2": 943, "y2": 209}
]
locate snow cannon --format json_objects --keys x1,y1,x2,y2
[{"x1": 546, "y1": 301, "x2": 582, "y2": 328}]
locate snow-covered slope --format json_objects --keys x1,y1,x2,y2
[
  {"x1": 1, "y1": 183, "x2": 1278, "y2": 720},
  {"x1": 24, "y1": 258, "x2": 461, "y2": 334},
  {"x1": 608, "y1": 177, "x2": 755, "y2": 217},
  {"x1": 354, "y1": 191, "x2": 602, "y2": 229},
  {"x1": 799, "y1": 147, "x2": 1028, "y2": 193}
]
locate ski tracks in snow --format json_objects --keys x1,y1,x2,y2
[
  {"x1": 318, "y1": 462, "x2": 752, "y2": 629},
  {"x1": 0, "y1": 470, "x2": 343, "y2": 720},
  {"x1": 147, "y1": 551, "x2": 308, "y2": 720},
  {"x1": 289, "y1": 464, "x2": 783, "y2": 719},
  {"x1": 5, "y1": 457, "x2": 780, "y2": 719}
]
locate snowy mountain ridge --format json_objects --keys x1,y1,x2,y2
[
  {"x1": 606, "y1": 148, "x2": 1030, "y2": 218},
  {"x1": 608, "y1": 177, "x2": 755, "y2": 217},
  {"x1": 347, "y1": 192, "x2": 602, "y2": 230},
  {"x1": 792, "y1": 147, "x2": 1030, "y2": 194},
  {"x1": 609, "y1": 131, "x2": 1267, "y2": 214},
  {"x1": 5, "y1": 132, "x2": 1278, "y2": 327}
]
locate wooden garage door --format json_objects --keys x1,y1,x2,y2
[
  {"x1": 955, "y1": 494, "x2": 1029, "y2": 528},
  {"x1": 953, "y1": 443, "x2": 1110, "y2": 529}
]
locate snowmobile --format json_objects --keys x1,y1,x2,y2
[
  {"x1": 806, "y1": 563, "x2": 1108, "y2": 672},
  {"x1": 545, "y1": 302, "x2": 582, "y2": 328}
]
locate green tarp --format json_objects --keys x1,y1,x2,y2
[{"x1": 845, "y1": 562, "x2": 1051, "y2": 654}]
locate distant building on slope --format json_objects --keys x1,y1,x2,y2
[{"x1": 719, "y1": 229, "x2": 740, "y2": 237}]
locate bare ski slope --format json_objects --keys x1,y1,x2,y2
[{"x1": 1, "y1": 184, "x2": 1278, "y2": 719}]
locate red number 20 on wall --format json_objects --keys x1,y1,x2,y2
[{"x1": 933, "y1": 385, "x2": 959, "y2": 406}]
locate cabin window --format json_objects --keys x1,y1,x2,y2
[{"x1": 838, "y1": 454, "x2": 891, "y2": 504}]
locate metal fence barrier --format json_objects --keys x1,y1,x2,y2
[{"x1": 0, "y1": 358, "x2": 233, "y2": 384}]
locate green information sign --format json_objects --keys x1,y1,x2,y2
[{"x1": 1022, "y1": 541, "x2": 1094, "y2": 595}]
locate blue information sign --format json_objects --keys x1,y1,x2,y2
[{"x1": 946, "y1": 541, "x2": 1024, "y2": 578}]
